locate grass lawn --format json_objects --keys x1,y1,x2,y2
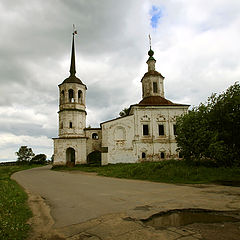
[
  {"x1": 52, "y1": 160, "x2": 240, "y2": 185},
  {"x1": 0, "y1": 165, "x2": 38, "y2": 240}
]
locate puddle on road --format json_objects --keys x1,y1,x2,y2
[{"x1": 142, "y1": 209, "x2": 240, "y2": 229}]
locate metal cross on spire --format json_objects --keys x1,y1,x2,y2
[
  {"x1": 73, "y1": 24, "x2": 77, "y2": 35},
  {"x1": 148, "y1": 34, "x2": 152, "y2": 49}
]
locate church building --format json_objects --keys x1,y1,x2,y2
[{"x1": 53, "y1": 34, "x2": 189, "y2": 166}]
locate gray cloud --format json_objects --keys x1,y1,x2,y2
[{"x1": 0, "y1": 0, "x2": 240, "y2": 161}]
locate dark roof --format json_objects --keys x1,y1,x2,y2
[
  {"x1": 141, "y1": 70, "x2": 164, "y2": 82},
  {"x1": 100, "y1": 114, "x2": 133, "y2": 126},
  {"x1": 138, "y1": 96, "x2": 189, "y2": 106},
  {"x1": 60, "y1": 75, "x2": 86, "y2": 87},
  {"x1": 84, "y1": 127, "x2": 101, "y2": 130},
  {"x1": 59, "y1": 34, "x2": 86, "y2": 88}
]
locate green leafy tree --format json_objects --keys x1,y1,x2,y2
[
  {"x1": 176, "y1": 82, "x2": 240, "y2": 167},
  {"x1": 30, "y1": 154, "x2": 47, "y2": 165},
  {"x1": 15, "y1": 146, "x2": 35, "y2": 164},
  {"x1": 119, "y1": 107, "x2": 130, "y2": 117}
]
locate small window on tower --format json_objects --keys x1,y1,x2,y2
[
  {"x1": 92, "y1": 133, "x2": 99, "y2": 139},
  {"x1": 61, "y1": 90, "x2": 65, "y2": 104},
  {"x1": 161, "y1": 152, "x2": 165, "y2": 159},
  {"x1": 153, "y1": 82, "x2": 157, "y2": 93},
  {"x1": 78, "y1": 90, "x2": 82, "y2": 103},
  {"x1": 142, "y1": 152, "x2": 146, "y2": 159},
  {"x1": 143, "y1": 124, "x2": 149, "y2": 136},
  {"x1": 69, "y1": 122, "x2": 73, "y2": 128},
  {"x1": 68, "y1": 89, "x2": 74, "y2": 103},
  {"x1": 158, "y1": 124, "x2": 164, "y2": 135},
  {"x1": 173, "y1": 124, "x2": 177, "y2": 135}
]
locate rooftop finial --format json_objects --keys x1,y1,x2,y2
[
  {"x1": 148, "y1": 34, "x2": 152, "y2": 50},
  {"x1": 147, "y1": 34, "x2": 155, "y2": 59},
  {"x1": 70, "y1": 25, "x2": 77, "y2": 76},
  {"x1": 73, "y1": 24, "x2": 77, "y2": 35}
]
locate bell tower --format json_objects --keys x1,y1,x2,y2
[
  {"x1": 58, "y1": 33, "x2": 87, "y2": 138},
  {"x1": 53, "y1": 31, "x2": 88, "y2": 166},
  {"x1": 141, "y1": 47, "x2": 165, "y2": 99}
]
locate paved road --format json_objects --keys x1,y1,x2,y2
[{"x1": 12, "y1": 165, "x2": 240, "y2": 240}]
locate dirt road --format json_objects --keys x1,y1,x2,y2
[{"x1": 12, "y1": 165, "x2": 240, "y2": 240}]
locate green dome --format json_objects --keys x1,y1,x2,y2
[{"x1": 148, "y1": 49, "x2": 154, "y2": 57}]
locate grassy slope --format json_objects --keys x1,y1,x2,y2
[
  {"x1": 52, "y1": 160, "x2": 240, "y2": 185},
  {"x1": 0, "y1": 165, "x2": 37, "y2": 240}
]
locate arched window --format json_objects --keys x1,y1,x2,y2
[
  {"x1": 92, "y1": 133, "x2": 99, "y2": 139},
  {"x1": 142, "y1": 152, "x2": 146, "y2": 159},
  {"x1": 66, "y1": 147, "x2": 75, "y2": 165},
  {"x1": 161, "y1": 152, "x2": 165, "y2": 159},
  {"x1": 68, "y1": 89, "x2": 74, "y2": 103},
  {"x1": 69, "y1": 122, "x2": 73, "y2": 128},
  {"x1": 61, "y1": 90, "x2": 65, "y2": 104},
  {"x1": 78, "y1": 90, "x2": 82, "y2": 103}
]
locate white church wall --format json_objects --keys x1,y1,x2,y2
[
  {"x1": 101, "y1": 115, "x2": 136, "y2": 164},
  {"x1": 132, "y1": 105, "x2": 188, "y2": 161},
  {"x1": 53, "y1": 138, "x2": 87, "y2": 165},
  {"x1": 59, "y1": 110, "x2": 86, "y2": 137}
]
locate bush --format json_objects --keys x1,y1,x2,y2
[{"x1": 30, "y1": 154, "x2": 47, "y2": 165}]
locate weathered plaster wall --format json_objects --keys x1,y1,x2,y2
[
  {"x1": 132, "y1": 105, "x2": 188, "y2": 161},
  {"x1": 53, "y1": 138, "x2": 87, "y2": 165},
  {"x1": 101, "y1": 115, "x2": 136, "y2": 164},
  {"x1": 85, "y1": 129, "x2": 102, "y2": 156}
]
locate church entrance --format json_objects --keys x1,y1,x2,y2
[
  {"x1": 66, "y1": 147, "x2": 75, "y2": 166},
  {"x1": 87, "y1": 150, "x2": 101, "y2": 166}
]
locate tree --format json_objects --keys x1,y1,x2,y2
[
  {"x1": 119, "y1": 107, "x2": 130, "y2": 117},
  {"x1": 176, "y1": 82, "x2": 240, "y2": 167},
  {"x1": 16, "y1": 146, "x2": 35, "y2": 164},
  {"x1": 30, "y1": 154, "x2": 47, "y2": 165}
]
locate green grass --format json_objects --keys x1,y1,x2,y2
[
  {"x1": 0, "y1": 165, "x2": 38, "y2": 240},
  {"x1": 52, "y1": 160, "x2": 240, "y2": 185}
]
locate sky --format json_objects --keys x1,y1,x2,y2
[{"x1": 0, "y1": 0, "x2": 240, "y2": 162}]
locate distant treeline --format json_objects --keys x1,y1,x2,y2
[{"x1": 0, "y1": 161, "x2": 17, "y2": 166}]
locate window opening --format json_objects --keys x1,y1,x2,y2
[
  {"x1": 61, "y1": 90, "x2": 65, "y2": 104},
  {"x1": 143, "y1": 124, "x2": 149, "y2": 136},
  {"x1": 78, "y1": 90, "x2": 82, "y2": 103},
  {"x1": 92, "y1": 133, "x2": 99, "y2": 139},
  {"x1": 173, "y1": 124, "x2": 177, "y2": 135},
  {"x1": 158, "y1": 124, "x2": 164, "y2": 135},
  {"x1": 153, "y1": 82, "x2": 158, "y2": 93},
  {"x1": 161, "y1": 152, "x2": 165, "y2": 159},
  {"x1": 68, "y1": 89, "x2": 74, "y2": 103},
  {"x1": 69, "y1": 122, "x2": 72, "y2": 128},
  {"x1": 142, "y1": 152, "x2": 146, "y2": 158}
]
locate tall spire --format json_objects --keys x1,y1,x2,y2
[{"x1": 70, "y1": 33, "x2": 76, "y2": 76}]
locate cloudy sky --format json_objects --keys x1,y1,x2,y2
[{"x1": 0, "y1": 0, "x2": 239, "y2": 162}]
